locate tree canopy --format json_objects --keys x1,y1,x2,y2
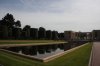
[{"x1": 0, "y1": 13, "x2": 21, "y2": 28}]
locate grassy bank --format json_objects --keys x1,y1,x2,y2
[
  {"x1": 0, "y1": 40, "x2": 66, "y2": 44},
  {"x1": 0, "y1": 43, "x2": 92, "y2": 66}
]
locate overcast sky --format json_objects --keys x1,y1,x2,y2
[{"x1": 0, "y1": 0, "x2": 100, "y2": 32}]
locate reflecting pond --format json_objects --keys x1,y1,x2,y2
[{"x1": 2, "y1": 42, "x2": 83, "y2": 59}]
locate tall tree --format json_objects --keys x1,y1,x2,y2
[
  {"x1": 30, "y1": 28, "x2": 38, "y2": 39},
  {"x1": 15, "y1": 20, "x2": 21, "y2": 28},
  {"x1": 2, "y1": 13, "x2": 15, "y2": 28},
  {"x1": 38, "y1": 27, "x2": 46, "y2": 39},
  {"x1": 46, "y1": 30, "x2": 52, "y2": 39},
  {"x1": 1, "y1": 13, "x2": 21, "y2": 28},
  {"x1": 22, "y1": 25, "x2": 31, "y2": 39},
  {"x1": 0, "y1": 13, "x2": 22, "y2": 39},
  {"x1": 23, "y1": 25, "x2": 30, "y2": 31}
]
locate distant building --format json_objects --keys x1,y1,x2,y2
[
  {"x1": 64, "y1": 31, "x2": 92, "y2": 41},
  {"x1": 92, "y1": 30, "x2": 100, "y2": 41}
]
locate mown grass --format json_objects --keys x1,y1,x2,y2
[
  {"x1": 0, "y1": 40, "x2": 66, "y2": 44},
  {"x1": 0, "y1": 43, "x2": 92, "y2": 66}
]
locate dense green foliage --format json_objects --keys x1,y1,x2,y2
[{"x1": 0, "y1": 13, "x2": 64, "y2": 40}]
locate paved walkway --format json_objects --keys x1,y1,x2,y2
[{"x1": 91, "y1": 42, "x2": 100, "y2": 66}]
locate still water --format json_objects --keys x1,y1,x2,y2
[{"x1": 4, "y1": 44, "x2": 67, "y2": 59}]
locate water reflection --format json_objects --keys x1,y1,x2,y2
[
  {"x1": 34, "y1": 48, "x2": 64, "y2": 59},
  {"x1": 3, "y1": 42, "x2": 85, "y2": 59}
]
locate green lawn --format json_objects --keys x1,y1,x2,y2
[
  {"x1": 0, "y1": 40, "x2": 66, "y2": 44},
  {"x1": 0, "y1": 43, "x2": 92, "y2": 66}
]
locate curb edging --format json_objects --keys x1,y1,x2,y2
[{"x1": 88, "y1": 42, "x2": 93, "y2": 66}]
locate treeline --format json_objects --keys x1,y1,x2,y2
[{"x1": 0, "y1": 13, "x2": 64, "y2": 40}]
